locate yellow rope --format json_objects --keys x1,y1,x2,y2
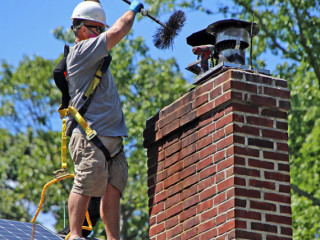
[{"x1": 31, "y1": 174, "x2": 93, "y2": 240}]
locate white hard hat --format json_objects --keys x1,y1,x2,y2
[{"x1": 71, "y1": 1, "x2": 107, "y2": 26}]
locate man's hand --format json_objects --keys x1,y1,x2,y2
[{"x1": 129, "y1": 0, "x2": 144, "y2": 14}]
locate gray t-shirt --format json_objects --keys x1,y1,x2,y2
[{"x1": 66, "y1": 32, "x2": 128, "y2": 137}]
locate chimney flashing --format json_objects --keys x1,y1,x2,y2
[{"x1": 193, "y1": 61, "x2": 271, "y2": 86}]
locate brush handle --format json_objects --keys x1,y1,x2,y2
[{"x1": 122, "y1": 0, "x2": 166, "y2": 28}]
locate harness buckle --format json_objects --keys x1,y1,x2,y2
[{"x1": 86, "y1": 129, "x2": 97, "y2": 141}]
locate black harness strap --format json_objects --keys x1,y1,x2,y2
[{"x1": 53, "y1": 45, "x2": 115, "y2": 161}]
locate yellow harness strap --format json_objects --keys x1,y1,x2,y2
[{"x1": 68, "y1": 106, "x2": 97, "y2": 141}]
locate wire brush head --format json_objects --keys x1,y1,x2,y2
[{"x1": 153, "y1": 10, "x2": 186, "y2": 50}]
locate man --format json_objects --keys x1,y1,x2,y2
[{"x1": 65, "y1": 1, "x2": 143, "y2": 239}]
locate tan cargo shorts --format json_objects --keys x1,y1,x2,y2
[{"x1": 69, "y1": 133, "x2": 128, "y2": 197}]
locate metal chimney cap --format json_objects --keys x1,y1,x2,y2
[{"x1": 206, "y1": 19, "x2": 259, "y2": 37}]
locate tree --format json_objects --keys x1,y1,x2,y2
[{"x1": 0, "y1": 30, "x2": 189, "y2": 239}]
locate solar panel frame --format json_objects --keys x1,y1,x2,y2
[{"x1": 0, "y1": 219, "x2": 63, "y2": 240}]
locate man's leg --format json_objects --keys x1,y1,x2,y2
[
  {"x1": 68, "y1": 192, "x2": 91, "y2": 240},
  {"x1": 100, "y1": 184, "x2": 121, "y2": 240}
]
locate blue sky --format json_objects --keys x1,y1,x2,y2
[{"x1": 1, "y1": 0, "x2": 228, "y2": 82}]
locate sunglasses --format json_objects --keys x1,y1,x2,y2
[
  {"x1": 71, "y1": 21, "x2": 105, "y2": 34},
  {"x1": 84, "y1": 25, "x2": 105, "y2": 34}
]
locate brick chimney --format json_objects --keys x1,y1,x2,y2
[{"x1": 143, "y1": 68, "x2": 292, "y2": 239}]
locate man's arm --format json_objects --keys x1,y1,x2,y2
[{"x1": 106, "y1": 0, "x2": 143, "y2": 51}]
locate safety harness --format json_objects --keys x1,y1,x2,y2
[{"x1": 53, "y1": 44, "x2": 113, "y2": 161}]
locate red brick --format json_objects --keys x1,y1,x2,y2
[
  {"x1": 200, "y1": 185, "x2": 217, "y2": 201},
  {"x1": 165, "y1": 142, "x2": 181, "y2": 158},
  {"x1": 167, "y1": 224, "x2": 183, "y2": 239},
  {"x1": 218, "y1": 219, "x2": 235, "y2": 235},
  {"x1": 215, "y1": 91, "x2": 232, "y2": 107},
  {"x1": 156, "y1": 231, "x2": 167, "y2": 240},
  {"x1": 262, "y1": 129, "x2": 288, "y2": 140},
  {"x1": 264, "y1": 192, "x2": 291, "y2": 204},
  {"x1": 226, "y1": 80, "x2": 258, "y2": 93},
  {"x1": 162, "y1": 119, "x2": 180, "y2": 137},
  {"x1": 201, "y1": 207, "x2": 217, "y2": 222},
  {"x1": 193, "y1": 94, "x2": 209, "y2": 109},
  {"x1": 166, "y1": 203, "x2": 183, "y2": 218},
  {"x1": 217, "y1": 135, "x2": 234, "y2": 151},
  {"x1": 199, "y1": 144, "x2": 217, "y2": 160},
  {"x1": 261, "y1": 108, "x2": 287, "y2": 119},
  {"x1": 263, "y1": 151, "x2": 289, "y2": 162},
  {"x1": 166, "y1": 193, "x2": 182, "y2": 209},
  {"x1": 265, "y1": 171, "x2": 290, "y2": 182},
  {"x1": 180, "y1": 110, "x2": 197, "y2": 126},
  {"x1": 197, "y1": 101, "x2": 214, "y2": 117},
  {"x1": 250, "y1": 200, "x2": 276, "y2": 212},
  {"x1": 235, "y1": 188, "x2": 261, "y2": 199},
  {"x1": 235, "y1": 230, "x2": 262, "y2": 239},
  {"x1": 181, "y1": 227, "x2": 198, "y2": 240},
  {"x1": 181, "y1": 165, "x2": 197, "y2": 180},
  {"x1": 183, "y1": 194, "x2": 200, "y2": 209},
  {"x1": 199, "y1": 220, "x2": 215, "y2": 234},
  {"x1": 251, "y1": 222, "x2": 277, "y2": 233},
  {"x1": 232, "y1": 103, "x2": 259, "y2": 114},
  {"x1": 266, "y1": 214, "x2": 292, "y2": 225},
  {"x1": 210, "y1": 85, "x2": 222, "y2": 99},
  {"x1": 180, "y1": 143, "x2": 197, "y2": 160},
  {"x1": 183, "y1": 173, "x2": 200, "y2": 189},
  {"x1": 234, "y1": 166, "x2": 260, "y2": 178},
  {"x1": 199, "y1": 122, "x2": 215, "y2": 139},
  {"x1": 218, "y1": 198, "x2": 235, "y2": 215},
  {"x1": 183, "y1": 216, "x2": 200, "y2": 230},
  {"x1": 235, "y1": 209, "x2": 261, "y2": 220},
  {"x1": 248, "y1": 158, "x2": 274, "y2": 170},
  {"x1": 197, "y1": 198, "x2": 213, "y2": 213},
  {"x1": 200, "y1": 228, "x2": 217, "y2": 240},
  {"x1": 149, "y1": 222, "x2": 165, "y2": 236},
  {"x1": 167, "y1": 161, "x2": 183, "y2": 177},
  {"x1": 197, "y1": 156, "x2": 213, "y2": 171},
  {"x1": 181, "y1": 132, "x2": 198, "y2": 148},
  {"x1": 198, "y1": 175, "x2": 215, "y2": 192},
  {"x1": 234, "y1": 146, "x2": 259, "y2": 157},
  {"x1": 196, "y1": 81, "x2": 213, "y2": 96},
  {"x1": 216, "y1": 114, "x2": 233, "y2": 131},
  {"x1": 216, "y1": 213, "x2": 226, "y2": 225},
  {"x1": 197, "y1": 135, "x2": 213, "y2": 151},
  {"x1": 200, "y1": 165, "x2": 217, "y2": 179},
  {"x1": 213, "y1": 128, "x2": 225, "y2": 142},
  {"x1": 264, "y1": 86, "x2": 290, "y2": 99},
  {"x1": 150, "y1": 201, "x2": 164, "y2": 215},
  {"x1": 233, "y1": 124, "x2": 260, "y2": 136},
  {"x1": 167, "y1": 182, "x2": 183, "y2": 197},
  {"x1": 180, "y1": 206, "x2": 197, "y2": 221},
  {"x1": 182, "y1": 184, "x2": 198, "y2": 200},
  {"x1": 217, "y1": 177, "x2": 234, "y2": 193},
  {"x1": 249, "y1": 179, "x2": 276, "y2": 190},
  {"x1": 164, "y1": 172, "x2": 180, "y2": 189},
  {"x1": 184, "y1": 152, "x2": 200, "y2": 168}
]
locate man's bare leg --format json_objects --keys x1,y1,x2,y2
[
  {"x1": 100, "y1": 184, "x2": 121, "y2": 240},
  {"x1": 68, "y1": 192, "x2": 91, "y2": 240}
]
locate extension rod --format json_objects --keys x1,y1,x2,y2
[{"x1": 121, "y1": 0, "x2": 166, "y2": 28}]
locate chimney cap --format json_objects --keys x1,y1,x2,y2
[
  {"x1": 206, "y1": 19, "x2": 259, "y2": 37},
  {"x1": 186, "y1": 19, "x2": 259, "y2": 47}
]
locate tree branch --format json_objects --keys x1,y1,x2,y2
[
  {"x1": 291, "y1": 184, "x2": 320, "y2": 206},
  {"x1": 290, "y1": 0, "x2": 320, "y2": 86}
]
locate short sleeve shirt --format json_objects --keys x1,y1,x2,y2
[{"x1": 66, "y1": 32, "x2": 128, "y2": 137}]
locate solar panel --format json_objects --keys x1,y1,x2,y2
[{"x1": 0, "y1": 219, "x2": 63, "y2": 240}]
